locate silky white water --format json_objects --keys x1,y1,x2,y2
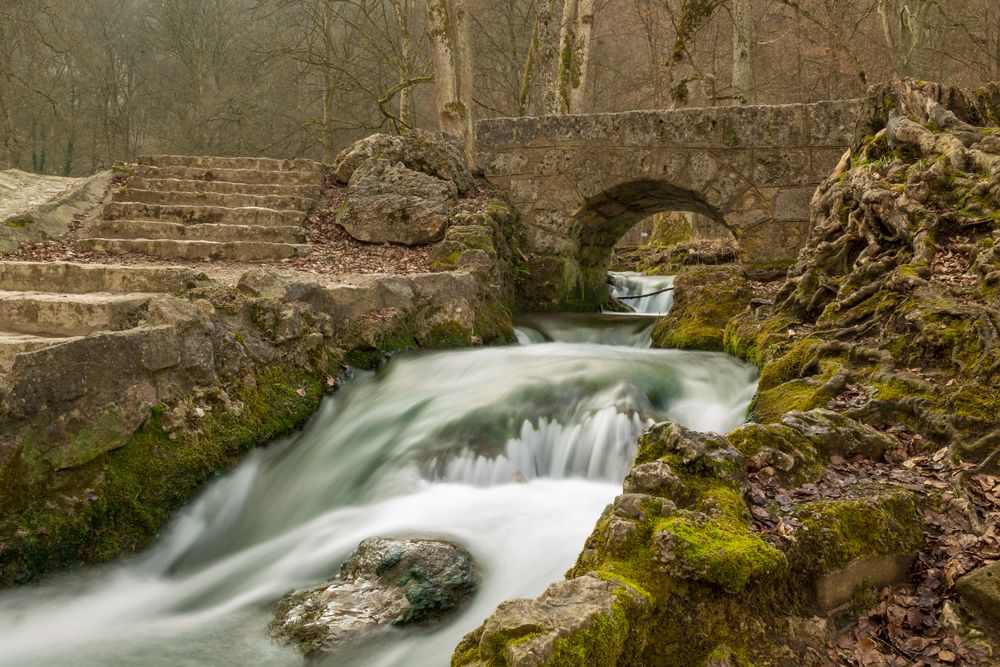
[
  {"x1": 0, "y1": 275, "x2": 757, "y2": 667},
  {"x1": 609, "y1": 271, "x2": 675, "y2": 316}
]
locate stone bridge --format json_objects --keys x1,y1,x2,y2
[{"x1": 476, "y1": 99, "x2": 862, "y2": 310}]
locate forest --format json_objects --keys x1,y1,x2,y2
[{"x1": 3, "y1": 0, "x2": 999, "y2": 175}]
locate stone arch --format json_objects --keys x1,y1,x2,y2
[
  {"x1": 573, "y1": 180, "x2": 731, "y2": 302},
  {"x1": 475, "y1": 100, "x2": 861, "y2": 310}
]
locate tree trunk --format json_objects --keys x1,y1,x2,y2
[
  {"x1": 535, "y1": 0, "x2": 559, "y2": 115},
  {"x1": 391, "y1": 0, "x2": 415, "y2": 132},
  {"x1": 322, "y1": 0, "x2": 336, "y2": 161},
  {"x1": 425, "y1": 0, "x2": 475, "y2": 166},
  {"x1": 555, "y1": 0, "x2": 578, "y2": 114},
  {"x1": 517, "y1": 22, "x2": 537, "y2": 116},
  {"x1": 877, "y1": 0, "x2": 930, "y2": 78},
  {"x1": 569, "y1": 0, "x2": 595, "y2": 113},
  {"x1": 732, "y1": 0, "x2": 753, "y2": 104}
]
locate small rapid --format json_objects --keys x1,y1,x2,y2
[
  {"x1": 0, "y1": 273, "x2": 757, "y2": 667},
  {"x1": 609, "y1": 271, "x2": 675, "y2": 316}
]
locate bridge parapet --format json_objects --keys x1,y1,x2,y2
[{"x1": 476, "y1": 100, "x2": 862, "y2": 310}]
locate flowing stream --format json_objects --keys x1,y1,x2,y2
[{"x1": 0, "y1": 273, "x2": 757, "y2": 667}]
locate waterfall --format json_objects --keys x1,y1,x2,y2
[{"x1": 609, "y1": 271, "x2": 675, "y2": 315}]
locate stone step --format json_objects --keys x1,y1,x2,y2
[
  {"x1": 88, "y1": 220, "x2": 308, "y2": 244},
  {"x1": 0, "y1": 331, "x2": 81, "y2": 372},
  {"x1": 137, "y1": 155, "x2": 324, "y2": 173},
  {"x1": 126, "y1": 178, "x2": 322, "y2": 201},
  {"x1": 77, "y1": 238, "x2": 311, "y2": 262},
  {"x1": 134, "y1": 165, "x2": 324, "y2": 187},
  {"x1": 102, "y1": 202, "x2": 305, "y2": 227},
  {"x1": 112, "y1": 188, "x2": 316, "y2": 212},
  {"x1": 0, "y1": 261, "x2": 208, "y2": 294},
  {"x1": 0, "y1": 290, "x2": 153, "y2": 337}
]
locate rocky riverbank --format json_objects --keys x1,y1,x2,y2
[
  {"x1": 453, "y1": 81, "x2": 1000, "y2": 666},
  {"x1": 0, "y1": 132, "x2": 519, "y2": 587}
]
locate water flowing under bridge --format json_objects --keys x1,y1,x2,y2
[{"x1": 476, "y1": 99, "x2": 862, "y2": 309}]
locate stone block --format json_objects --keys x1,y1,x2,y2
[
  {"x1": 476, "y1": 150, "x2": 529, "y2": 177},
  {"x1": 955, "y1": 561, "x2": 1000, "y2": 632},
  {"x1": 751, "y1": 149, "x2": 814, "y2": 187},
  {"x1": 809, "y1": 99, "x2": 862, "y2": 146},
  {"x1": 816, "y1": 553, "x2": 916, "y2": 610},
  {"x1": 811, "y1": 147, "x2": 851, "y2": 181},
  {"x1": 774, "y1": 186, "x2": 817, "y2": 222},
  {"x1": 651, "y1": 107, "x2": 723, "y2": 147},
  {"x1": 717, "y1": 103, "x2": 810, "y2": 148}
]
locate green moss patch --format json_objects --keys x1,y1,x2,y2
[
  {"x1": 0, "y1": 363, "x2": 329, "y2": 586},
  {"x1": 651, "y1": 267, "x2": 753, "y2": 352}
]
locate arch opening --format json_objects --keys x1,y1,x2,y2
[{"x1": 571, "y1": 180, "x2": 739, "y2": 308}]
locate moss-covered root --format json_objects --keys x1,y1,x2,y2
[
  {"x1": 0, "y1": 363, "x2": 330, "y2": 586},
  {"x1": 651, "y1": 266, "x2": 753, "y2": 351}
]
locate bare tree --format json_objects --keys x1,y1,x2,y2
[
  {"x1": 877, "y1": 0, "x2": 931, "y2": 77},
  {"x1": 425, "y1": 0, "x2": 475, "y2": 163},
  {"x1": 731, "y1": 0, "x2": 753, "y2": 103}
]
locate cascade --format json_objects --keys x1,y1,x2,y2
[{"x1": 0, "y1": 274, "x2": 757, "y2": 667}]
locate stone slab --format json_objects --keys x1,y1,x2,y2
[
  {"x1": 102, "y1": 202, "x2": 305, "y2": 227},
  {"x1": 0, "y1": 331, "x2": 81, "y2": 372},
  {"x1": 127, "y1": 177, "x2": 321, "y2": 200},
  {"x1": 134, "y1": 165, "x2": 324, "y2": 187},
  {"x1": 0, "y1": 261, "x2": 209, "y2": 294},
  {"x1": 88, "y1": 220, "x2": 307, "y2": 244},
  {"x1": 113, "y1": 188, "x2": 316, "y2": 212},
  {"x1": 816, "y1": 553, "x2": 917, "y2": 611},
  {"x1": 77, "y1": 238, "x2": 311, "y2": 261},
  {"x1": 0, "y1": 290, "x2": 154, "y2": 336},
  {"x1": 137, "y1": 154, "x2": 323, "y2": 173}
]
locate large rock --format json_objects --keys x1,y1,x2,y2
[
  {"x1": 336, "y1": 159, "x2": 458, "y2": 246},
  {"x1": 650, "y1": 265, "x2": 752, "y2": 351},
  {"x1": 271, "y1": 537, "x2": 479, "y2": 656},
  {"x1": 332, "y1": 130, "x2": 473, "y2": 194},
  {"x1": 954, "y1": 561, "x2": 1000, "y2": 633}
]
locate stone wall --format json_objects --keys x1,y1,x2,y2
[{"x1": 476, "y1": 100, "x2": 861, "y2": 310}]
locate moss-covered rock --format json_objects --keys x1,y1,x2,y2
[
  {"x1": 454, "y1": 424, "x2": 805, "y2": 667},
  {"x1": 651, "y1": 266, "x2": 753, "y2": 351},
  {"x1": 0, "y1": 362, "x2": 331, "y2": 586},
  {"x1": 272, "y1": 537, "x2": 479, "y2": 657}
]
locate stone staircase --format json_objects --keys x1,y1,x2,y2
[
  {"x1": 0, "y1": 261, "x2": 205, "y2": 376},
  {"x1": 77, "y1": 155, "x2": 325, "y2": 262}
]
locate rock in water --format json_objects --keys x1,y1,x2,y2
[
  {"x1": 336, "y1": 158, "x2": 458, "y2": 246},
  {"x1": 270, "y1": 537, "x2": 479, "y2": 656}
]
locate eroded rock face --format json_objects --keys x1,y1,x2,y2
[
  {"x1": 336, "y1": 159, "x2": 458, "y2": 246},
  {"x1": 332, "y1": 130, "x2": 473, "y2": 195},
  {"x1": 271, "y1": 537, "x2": 479, "y2": 656},
  {"x1": 779, "y1": 409, "x2": 897, "y2": 461}
]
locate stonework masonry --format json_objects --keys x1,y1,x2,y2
[{"x1": 476, "y1": 100, "x2": 862, "y2": 309}]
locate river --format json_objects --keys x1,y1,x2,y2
[{"x1": 0, "y1": 273, "x2": 757, "y2": 667}]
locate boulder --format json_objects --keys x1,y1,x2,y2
[
  {"x1": 954, "y1": 561, "x2": 1000, "y2": 633},
  {"x1": 336, "y1": 159, "x2": 458, "y2": 246},
  {"x1": 650, "y1": 265, "x2": 752, "y2": 351},
  {"x1": 332, "y1": 130, "x2": 473, "y2": 194},
  {"x1": 270, "y1": 537, "x2": 479, "y2": 656},
  {"x1": 454, "y1": 574, "x2": 648, "y2": 667}
]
